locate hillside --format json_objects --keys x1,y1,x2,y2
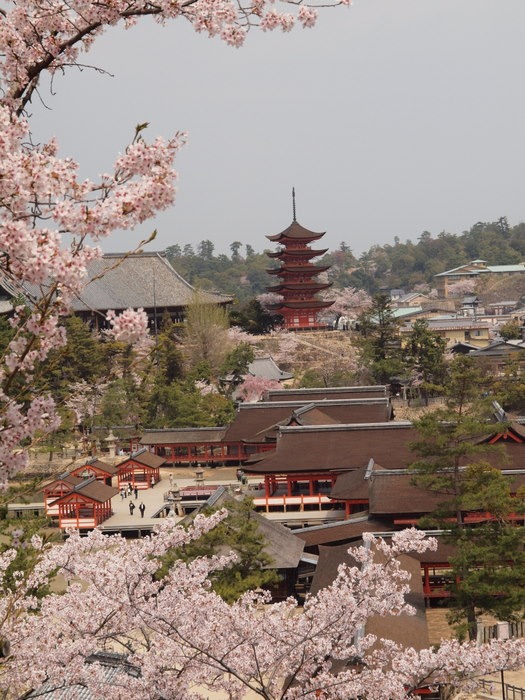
[{"x1": 164, "y1": 217, "x2": 525, "y2": 301}]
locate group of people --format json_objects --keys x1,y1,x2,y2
[
  {"x1": 128, "y1": 501, "x2": 146, "y2": 518},
  {"x1": 120, "y1": 483, "x2": 138, "y2": 500}
]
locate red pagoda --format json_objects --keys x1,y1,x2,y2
[{"x1": 266, "y1": 191, "x2": 334, "y2": 330}]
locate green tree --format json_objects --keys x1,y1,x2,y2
[
  {"x1": 356, "y1": 293, "x2": 404, "y2": 383},
  {"x1": 410, "y1": 355, "x2": 525, "y2": 639},
  {"x1": 445, "y1": 466, "x2": 525, "y2": 640},
  {"x1": 229, "y1": 299, "x2": 280, "y2": 334},
  {"x1": 184, "y1": 292, "x2": 231, "y2": 377},
  {"x1": 197, "y1": 240, "x2": 215, "y2": 260},
  {"x1": 492, "y1": 356, "x2": 525, "y2": 413},
  {"x1": 499, "y1": 318, "x2": 522, "y2": 341},
  {"x1": 219, "y1": 342, "x2": 255, "y2": 393},
  {"x1": 403, "y1": 319, "x2": 447, "y2": 403},
  {"x1": 230, "y1": 241, "x2": 242, "y2": 261},
  {"x1": 156, "y1": 498, "x2": 279, "y2": 603},
  {"x1": 37, "y1": 316, "x2": 105, "y2": 401}
]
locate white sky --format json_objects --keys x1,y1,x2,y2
[{"x1": 30, "y1": 0, "x2": 525, "y2": 257}]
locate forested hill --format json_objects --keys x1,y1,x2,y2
[{"x1": 165, "y1": 217, "x2": 525, "y2": 301}]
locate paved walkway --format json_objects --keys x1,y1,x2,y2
[{"x1": 101, "y1": 467, "x2": 253, "y2": 530}]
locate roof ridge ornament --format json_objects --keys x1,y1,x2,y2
[{"x1": 292, "y1": 186, "x2": 296, "y2": 222}]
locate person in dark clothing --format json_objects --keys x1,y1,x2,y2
[
  {"x1": 139, "y1": 502, "x2": 145, "y2": 518},
  {"x1": 129, "y1": 501, "x2": 135, "y2": 516}
]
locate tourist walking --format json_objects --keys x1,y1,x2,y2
[
  {"x1": 139, "y1": 502, "x2": 145, "y2": 518},
  {"x1": 129, "y1": 501, "x2": 135, "y2": 516},
  {"x1": 134, "y1": 486, "x2": 138, "y2": 499}
]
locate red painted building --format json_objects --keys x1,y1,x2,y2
[
  {"x1": 51, "y1": 477, "x2": 117, "y2": 529},
  {"x1": 266, "y1": 196, "x2": 334, "y2": 330}
]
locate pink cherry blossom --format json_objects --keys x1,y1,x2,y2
[{"x1": 0, "y1": 524, "x2": 522, "y2": 698}]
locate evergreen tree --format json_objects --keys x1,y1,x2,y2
[
  {"x1": 403, "y1": 319, "x2": 447, "y2": 403},
  {"x1": 356, "y1": 293, "x2": 404, "y2": 383},
  {"x1": 410, "y1": 355, "x2": 525, "y2": 639},
  {"x1": 155, "y1": 497, "x2": 279, "y2": 603}
]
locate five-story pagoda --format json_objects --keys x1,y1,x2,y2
[{"x1": 266, "y1": 191, "x2": 334, "y2": 330}]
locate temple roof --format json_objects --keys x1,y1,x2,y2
[
  {"x1": 244, "y1": 422, "x2": 419, "y2": 474},
  {"x1": 329, "y1": 463, "x2": 372, "y2": 500},
  {"x1": 69, "y1": 252, "x2": 231, "y2": 313},
  {"x1": 118, "y1": 449, "x2": 165, "y2": 469},
  {"x1": 310, "y1": 544, "x2": 430, "y2": 652},
  {"x1": 222, "y1": 399, "x2": 395, "y2": 443},
  {"x1": 368, "y1": 467, "x2": 525, "y2": 516},
  {"x1": 43, "y1": 474, "x2": 84, "y2": 491},
  {"x1": 140, "y1": 427, "x2": 227, "y2": 445},
  {"x1": 53, "y1": 478, "x2": 118, "y2": 503},
  {"x1": 266, "y1": 220, "x2": 325, "y2": 243},
  {"x1": 262, "y1": 386, "x2": 388, "y2": 402},
  {"x1": 71, "y1": 460, "x2": 118, "y2": 476},
  {"x1": 293, "y1": 516, "x2": 387, "y2": 547}
]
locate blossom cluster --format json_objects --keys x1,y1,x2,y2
[
  {"x1": 0, "y1": 524, "x2": 522, "y2": 698},
  {"x1": 105, "y1": 308, "x2": 149, "y2": 345}
]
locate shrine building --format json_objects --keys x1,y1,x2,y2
[
  {"x1": 265, "y1": 191, "x2": 334, "y2": 330},
  {"x1": 50, "y1": 477, "x2": 118, "y2": 530},
  {"x1": 117, "y1": 448, "x2": 163, "y2": 490}
]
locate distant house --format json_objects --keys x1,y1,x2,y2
[
  {"x1": 399, "y1": 317, "x2": 491, "y2": 349},
  {"x1": 0, "y1": 251, "x2": 232, "y2": 330},
  {"x1": 392, "y1": 291, "x2": 429, "y2": 308},
  {"x1": 470, "y1": 337, "x2": 525, "y2": 374},
  {"x1": 434, "y1": 259, "x2": 525, "y2": 298}
]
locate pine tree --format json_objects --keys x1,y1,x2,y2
[
  {"x1": 410, "y1": 355, "x2": 525, "y2": 639},
  {"x1": 356, "y1": 293, "x2": 404, "y2": 383},
  {"x1": 155, "y1": 497, "x2": 279, "y2": 603}
]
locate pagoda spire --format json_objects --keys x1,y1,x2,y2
[{"x1": 292, "y1": 187, "x2": 296, "y2": 222}]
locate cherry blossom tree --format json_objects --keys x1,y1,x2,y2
[
  {"x1": 0, "y1": 0, "x2": 349, "y2": 484},
  {"x1": 1, "y1": 521, "x2": 524, "y2": 698},
  {"x1": 235, "y1": 374, "x2": 281, "y2": 402},
  {"x1": 446, "y1": 279, "x2": 477, "y2": 297},
  {"x1": 321, "y1": 287, "x2": 372, "y2": 326}
]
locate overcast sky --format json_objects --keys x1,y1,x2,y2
[{"x1": 30, "y1": 0, "x2": 525, "y2": 258}]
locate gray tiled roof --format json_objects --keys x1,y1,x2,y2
[{"x1": 70, "y1": 252, "x2": 230, "y2": 312}]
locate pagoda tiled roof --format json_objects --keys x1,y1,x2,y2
[
  {"x1": 268, "y1": 300, "x2": 334, "y2": 310},
  {"x1": 266, "y1": 282, "x2": 332, "y2": 293},
  {"x1": 266, "y1": 219, "x2": 325, "y2": 243},
  {"x1": 267, "y1": 248, "x2": 328, "y2": 259},
  {"x1": 266, "y1": 264, "x2": 330, "y2": 276}
]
